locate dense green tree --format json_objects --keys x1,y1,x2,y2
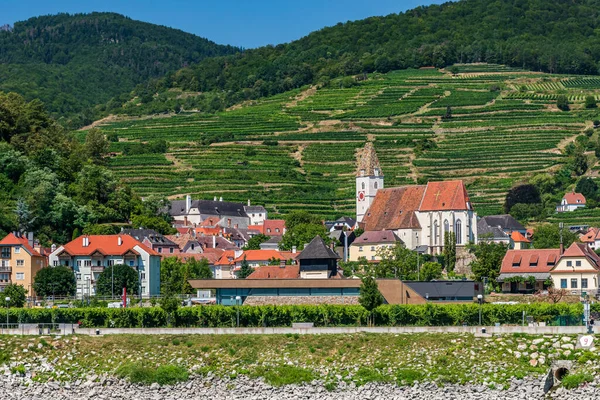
[
  {"x1": 280, "y1": 223, "x2": 329, "y2": 251},
  {"x1": 571, "y1": 151, "x2": 588, "y2": 176},
  {"x1": 2, "y1": 284, "x2": 27, "y2": 308},
  {"x1": 585, "y1": 96, "x2": 597, "y2": 109},
  {"x1": 556, "y1": 95, "x2": 570, "y2": 111},
  {"x1": 359, "y1": 275, "x2": 383, "y2": 326},
  {"x1": 510, "y1": 203, "x2": 545, "y2": 222},
  {"x1": 504, "y1": 184, "x2": 541, "y2": 213},
  {"x1": 532, "y1": 224, "x2": 578, "y2": 249},
  {"x1": 468, "y1": 241, "x2": 508, "y2": 284},
  {"x1": 130, "y1": 215, "x2": 176, "y2": 235},
  {"x1": 420, "y1": 262, "x2": 443, "y2": 281},
  {"x1": 33, "y1": 267, "x2": 76, "y2": 297},
  {"x1": 376, "y1": 243, "x2": 422, "y2": 279},
  {"x1": 83, "y1": 129, "x2": 110, "y2": 165},
  {"x1": 575, "y1": 178, "x2": 598, "y2": 200},
  {"x1": 161, "y1": 257, "x2": 212, "y2": 295},
  {"x1": 95, "y1": 265, "x2": 139, "y2": 297},
  {"x1": 443, "y1": 232, "x2": 456, "y2": 273},
  {"x1": 238, "y1": 256, "x2": 253, "y2": 279},
  {"x1": 243, "y1": 234, "x2": 271, "y2": 250},
  {"x1": 284, "y1": 211, "x2": 323, "y2": 231}
]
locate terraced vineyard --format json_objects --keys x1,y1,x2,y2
[{"x1": 96, "y1": 64, "x2": 600, "y2": 219}]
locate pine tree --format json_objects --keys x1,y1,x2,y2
[
  {"x1": 15, "y1": 198, "x2": 35, "y2": 234},
  {"x1": 237, "y1": 256, "x2": 253, "y2": 279},
  {"x1": 443, "y1": 232, "x2": 457, "y2": 273}
]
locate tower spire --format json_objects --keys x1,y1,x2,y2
[
  {"x1": 356, "y1": 142, "x2": 383, "y2": 177},
  {"x1": 356, "y1": 142, "x2": 384, "y2": 223}
]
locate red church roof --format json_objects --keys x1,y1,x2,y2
[
  {"x1": 362, "y1": 186, "x2": 425, "y2": 231},
  {"x1": 419, "y1": 180, "x2": 472, "y2": 211}
]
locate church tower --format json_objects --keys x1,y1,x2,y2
[{"x1": 356, "y1": 142, "x2": 384, "y2": 223}]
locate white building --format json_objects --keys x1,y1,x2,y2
[
  {"x1": 556, "y1": 192, "x2": 586, "y2": 212},
  {"x1": 356, "y1": 142, "x2": 384, "y2": 223}
]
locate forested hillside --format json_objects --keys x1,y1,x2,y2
[
  {"x1": 0, "y1": 13, "x2": 238, "y2": 126},
  {"x1": 119, "y1": 0, "x2": 600, "y2": 115}
]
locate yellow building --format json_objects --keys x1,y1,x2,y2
[
  {"x1": 0, "y1": 233, "x2": 47, "y2": 296},
  {"x1": 550, "y1": 242, "x2": 600, "y2": 296},
  {"x1": 349, "y1": 230, "x2": 402, "y2": 262}
]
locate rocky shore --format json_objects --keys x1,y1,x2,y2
[{"x1": 1, "y1": 373, "x2": 599, "y2": 400}]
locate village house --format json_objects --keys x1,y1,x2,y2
[
  {"x1": 325, "y1": 217, "x2": 358, "y2": 232},
  {"x1": 580, "y1": 227, "x2": 600, "y2": 250},
  {"x1": 477, "y1": 214, "x2": 526, "y2": 246},
  {"x1": 296, "y1": 236, "x2": 341, "y2": 279},
  {"x1": 498, "y1": 248, "x2": 559, "y2": 293},
  {"x1": 357, "y1": 143, "x2": 478, "y2": 261},
  {"x1": 349, "y1": 230, "x2": 402, "y2": 262},
  {"x1": 165, "y1": 233, "x2": 203, "y2": 254},
  {"x1": 121, "y1": 228, "x2": 179, "y2": 255},
  {"x1": 0, "y1": 233, "x2": 48, "y2": 296},
  {"x1": 49, "y1": 235, "x2": 161, "y2": 298},
  {"x1": 556, "y1": 192, "x2": 586, "y2": 212},
  {"x1": 510, "y1": 231, "x2": 531, "y2": 250},
  {"x1": 248, "y1": 219, "x2": 286, "y2": 236},
  {"x1": 169, "y1": 196, "x2": 267, "y2": 229},
  {"x1": 550, "y1": 242, "x2": 600, "y2": 297},
  {"x1": 214, "y1": 249, "x2": 297, "y2": 279}
]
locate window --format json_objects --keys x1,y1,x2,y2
[
  {"x1": 129, "y1": 260, "x2": 134, "y2": 267},
  {"x1": 141, "y1": 273, "x2": 146, "y2": 280},
  {"x1": 157, "y1": 248, "x2": 162, "y2": 253},
  {"x1": 14, "y1": 247, "x2": 20, "y2": 254},
  {"x1": 561, "y1": 279, "x2": 567, "y2": 288},
  {"x1": 576, "y1": 261, "x2": 581, "y2": 267},
  {"x1": 567, "y1": 261, "x2": 572, "y2": 267},
  {"x1": 107, "y1": 260, "x2": 114, "y2": 267},
  {"x1": 571, "y1": 279, "x2": 578, "y2": 289},
  {"x1": 371, "y1": 256, "x2": 376, "y2": 261},
  {"x1": 267, "y1": 228, "x2": 271, "y2": 233},
  {"x1": 96, "y1": 260, "x2": 102, "y2": 267},
  {"x1": 444, "y1": 220, "x2": 449, "y2": 233},
  {"x1": 0, "y1": 273, "x2": 9, "y2": 282},
  {"x1": 455, "y1": 220, "x2": 462, "y2": 245},
  {"x1": 191, "y1": 244, "x2": 195, "y2": 251},
  {"x1": 275, "y1": 228, "x2": 280, "y2": 233},
  {"x1": 374, "y1": 182, "x2": 378, "y2": 189},
  {"x1": 359, "y1": 247, "x2": 363, "y2": 252},
  {"x1": 370, "y1": 246, "x2": 375, "y2": 251},
  {"x1": 64, "y1": 261, "x2": 69, "y2": 267},
  {"x1": 16, "y1": 273, "x2": 24, "y2": 280},
  {"x1": 252, "y1": 213, "x2": 255, "y2": 217},
  {"x1": 76, "y1": 273, "x2": 81, "y2": 280},
  {"x1": 16, "y1": 260, "x2": 24, "y2": 267},
  {"x1": 77, "y1": 260, "x2": 82, "y2": 267},
  {"x1": 169, "y1": 248, "x2": 174, "y2": 254},
  {"x1": 142, "y1": 286, "x2": 146, "y2": 294},
  {"x1": 53, "y1": 260, "x2": 59, "y2": 267},
  {"x1": 1, "y1": 248, "x2": 9, "y2": 258},
  {"x1": 434, "y1": 221, "x2": 439, "y2": 245},
  {"x1": 582, "y1": 278, "x2": 588, "y2": 289},
  {"x1": 84, "y1": 260, "x2": 91, "y2": 267},
  {"x1": 361, "y1": 182, "x2": 365, "y2": 190}
]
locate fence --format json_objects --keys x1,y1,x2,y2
[{"x1": 0, "y1": 323, "x2": 77, "y2": 335}]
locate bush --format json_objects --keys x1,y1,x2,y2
[
  {"x1": 116, "y1": 363, "x2": 189, "y2": 385},
  {"x1": 562, "y1": 372, "x2": 593, "y2": 389},
  {"x1": 253, "y1": 365, "x2": 315, "y2": 386}
]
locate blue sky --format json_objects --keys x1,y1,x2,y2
[{"x1": 2, "y1": 0, "x2": 444, "y2": 48}]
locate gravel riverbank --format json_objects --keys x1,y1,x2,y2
[{"x1": 1, "y1": 374, "x2": 599, "y2": 400}]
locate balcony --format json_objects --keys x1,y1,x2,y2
[
  {"x1": 0, "y1": 280, "x2": 12, "y2": 286},
  {"x1": 0, "y1": 266, "x2": 11, "y2": 273},
  {"x1": 91, "y1": 266, "x2": 105, "y2": 272}
]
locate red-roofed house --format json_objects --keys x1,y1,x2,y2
[
  {"x1": 214, "y1": 249, "x2": 297, "y2": 279},
  {"x1": 248, "y1": 219, "x2": 286, "y2": 236},
  {"x1": 510, "y1": 231, "x2": 531, "y2": 250},
  {"x1": 498, "y1": 249, "x2": 560, "y2": 293},
  {"x1": 556, "y1": 192, "x2": 586, "y2": 212},
  {"x1": 580, "y1": 227, "x2": 600, "y2": 250},
  {"x1": 0, "y1": 233, "x2": 47, "y2": 296},
  {"x1": 247, "y1": 265, "x2": 300, "y2": 279},
  {"x1": 550, "y1": 243, "x2": 600, "y2": 295},
  {"x1": 49, "y1": 235, "x2": 161, "y2": 298}
]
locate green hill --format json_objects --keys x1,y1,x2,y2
[
  {"x1": 119, "y1": 0, "x2": 600, "y2": 115},
  {"x1": 96, "y1": 65, "x2": 600, "y2": 222},
  {"x1": 0, "y1": 12, "x2": 238, "y2": 126}
]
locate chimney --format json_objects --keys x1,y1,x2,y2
[
  {"x1": 184, "y1": 216, "x2": 189, "y2": 226},
  {"x1": 82, "y1": 236, "x2": 89, "y2": 247},
  {"x1": 292, "y1": 246, "x2": 297, "y2": 254},
  {"x1": 27, "y1": 232, "x2": 34, "y2": 247},
  {"x1": 212, "y1": 235, "x2": 216, "y2": 248},
  {"x1": 118, "y1": 236, "x2": 123, "y2": 246},
  {"x1": 51, "y1": 244, "x2": 57, "y2": 253},
  {"x1": 560, "y1": 242, "x2": 564, "y2": 255},
  {"x1": 186, "y1": 195, "x2": 192, "y2": 214}
]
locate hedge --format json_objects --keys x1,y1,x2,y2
[{"x1": 0, "y1": 303, "x2": 586, "y2": 328}]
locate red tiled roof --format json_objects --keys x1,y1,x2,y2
[
  {"x1": 215, "y1": 250, "x2": 237, "y2": 266},
  {"x1": 247, "y1": 265, "x2": 300, "y2": 279},
  {"x1": 174, "y1": 249, "x2": 224, "y2": 265},
  {"x1": 0, "y1": 233, "x2": 42, "y2": 256},
  {"x1": 563, "y1": 192, "x2": 586, "y2": 205},
  {"x1": 500, "y1": 249, "x2": 561, "y2": 274},
  {"x1": 165, "y1": 234, "x2": 198, "y2": 250},
  {"x1": 561, "y1": 242, "x2": 600, "y2": 269},
  {"x1": 510, "y1": 231, "x2": 531, "y2": 243},
  {"x1": 419, "y1": 180, "x2": 472, "y2": 211},
  {"x1": 233, "y1": 250, "x2": 292, "y2": 263},
  {"x1": 60, "y1": 235, "x2": 159, "y2": 257},
  {"x1": 362, "y1": 186, "x2": 425, "y2": 231},
  {"x1": 248, "y1": 220, "x2": 287, "y2": 236},
  {"x1": 352, "y1": 230, "x2": 402, "y2": 245}
]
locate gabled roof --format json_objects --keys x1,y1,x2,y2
[
  {"x1": 195, "y1": 235, "x2": 238, "y2": 250},
  {"x1": 510, "y1": 231, "x2": 531, "y2": 243},
  {"x1": 245, "y1": 205, "x2": 267, "y2": 213},
  {"x1": 296, "y1": 236, "x2": 340, "y2": 260},
  {"x1": 174, "y1": 249, "x2": 224, "y2": 265},
  {"x1": 121, "y1": 229, "x2": 177, "y2": 246},
  {"x1": 170, "y1": 199, "x2": 249, "y2": 218},
  {"x1": 561, "y1": 242, "x2": 600, "y2": 269},
  {"x1": 419, "y1": 180, "x2": 472, "y2": 211},
  {"x1": 580, "y1": 227, "x2": 600, "y2": 243},
  {"x1": 247, "y1": 265, "x2": 300, "y2": 279},
  {"x1": 362, "y1": 186, "x2": 425, "y2": 231},
  {"x1": 352, "y1": 230, "x2": 402, "y2": 245},
  {"x1": 479, "y1": 215, "x2": 525, "y2": 233},
  {"x1": 500, "y1": 249, "x2": 561, "y2": 274},
  {"x1": 164, "y1": 234, "x2": 200, "y2": 250},
  {"x1": 59, "y1": 235, "x2": 159, "y2": 257},
  {"x1": 248, "y1": 220, "x2": 286, "y2": 236},
  {"x1": 233, "y1": 250, "x2": 294, "y2": 263},
  {"x1": 477, "y1": 219, "x2": 510, "y2": 241},
  {"x1": 0, "y1": 233, "x2": 42, "y2": 256},
  {"x1": 356, "y1": 142, "x2": 383, "y2": 177},
  {"x1": 563, "y1": 192, "x2": 586, "y2": 205}
]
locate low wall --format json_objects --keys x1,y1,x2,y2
[{"x1": 73, "y1": 325, "x2": 590, "y2": 336}]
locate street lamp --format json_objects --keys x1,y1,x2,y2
[
  {"x1": 5, "y1": 296, "x2": 10, "y2": 328},
  {"x1": 235, "y1": 295, "x2": 241, "y2": 328},
  {"x1": 477, "y1": 294, "x2": 483, "y2": 326}
]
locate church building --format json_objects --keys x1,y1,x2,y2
[{"x1": 356, "y1": 143, "x2": 478, "y2": 256}]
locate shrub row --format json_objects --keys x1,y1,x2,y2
[{"x1": 0, "y1": 303, "x2": 587, "y2": 328}]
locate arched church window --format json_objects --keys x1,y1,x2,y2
[
  {"x1": 374, "y1": 182, "x2": 378, "y2": 189},
  {"x1": 434, "y1": 221, "x2": 439, "y2": 245},
  {"x1": 455, "y1": 220, "x2": 462, "y2": 245},
  {"x1": 361, "y1": 182, "x2": 365, "y2": 190},
  {"x1": 444, "y1": 220, "x2": 449, "y2": 232}
]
